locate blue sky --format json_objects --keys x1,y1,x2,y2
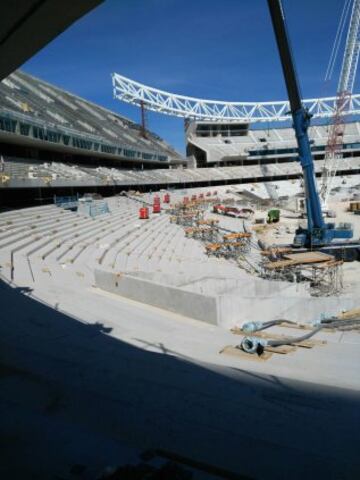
[{"x1": 22, "y1": 0, "x2": 352, "y2": 153}]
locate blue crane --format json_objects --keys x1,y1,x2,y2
[{"x1": 267, "y1": 0, "x2": 354, "y2": 248}]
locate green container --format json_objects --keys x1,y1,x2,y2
[{"x1": 267, "y1": 209, "x2": 280, "y2": 223}]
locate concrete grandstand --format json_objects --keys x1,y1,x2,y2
[
  {"x1": 2, "y1": 2, "x2": 360, "y2": 479},
  {"x1": 2, "y1": 70, "x2": 360, "y2": 210},
  {"x1": 0, "y1": 70, "x2": 183, "y2": 167},
  {"x1": 0, "y1": 70, "x2": 187, "y2": 205},
  {"x1": 0, "y1": 71, "x2": 359, "y2": 175},
  {"x1": 186, "y1": 120, "x2": 360, "y2": 168}
]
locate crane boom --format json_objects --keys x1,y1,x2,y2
[
  {"x1": 267, "y1": 0, "x2": 353, "y2": 248},
  {"x1": 320, "y1": 0, "x2": 360, "y2": 204},
  {"x1": 339, "y1": 0, "x2": 360, "y2": 93},
  {"x1": 268, "y1": 0, "x2": 324, "y2": 233}
]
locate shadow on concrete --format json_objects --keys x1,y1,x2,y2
[
  {"x1": 13, "y1": 285, "x2": 33, "y2": 295},
  {"x1": 0, "y1": 278, "x2": 359, "y2": 479}
]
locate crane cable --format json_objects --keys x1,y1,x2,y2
[{"x1": 325, "y1": 0, "x2": 352, "y2": 82}]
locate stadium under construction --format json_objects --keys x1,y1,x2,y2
[{"x1": 1, "y1": 1, "x2": 360, "y2": 479}]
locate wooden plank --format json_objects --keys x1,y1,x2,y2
[
  {"x1": 263, "y1": 259, "x2": 298, "y2": 270},
  {"x1": 230, "y1": 327, "x2": 245, "y2": 335},
  {"x1": 205, "y1": 243, "x2": 222, "y2": 252},
  {"x1": 278, "y1": 322, "x2": 315, "y2": 331},
  {"x1": 284, "y1": 251, "x2": 333, "y2": 263},
  {"x1": 339, "y1": 307, "x2": 360, "y2": 320},
  {"x1": 264, "y1": 345, "x2": 297, "y2": 354},
  {"x1": 223, "y1": 232, "x2": 251, "y2": 240},
  {"x1": 264, "y1": 253, "x2": 339, "y2": 270},
  {"x1": 312, "y1": 260, "x2": 343, "y2": 269}
]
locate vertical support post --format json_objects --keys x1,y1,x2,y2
[
  {"x1": 10, "y1": 251, "x2": 14, "y2": 281},
  {"x1": 140, "y1": 100, "x2": 147, "y2": 138}
]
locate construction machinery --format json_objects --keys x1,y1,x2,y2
[
  {"x1": 267, "y1": 208, "x2": 280, "y2": 224},
  {"x1": 320, "y1": 0, "x2": 360, "y2": 207},
  {"x1": 268, "y1": 0, "x2": 358, "y2": 256},
  {"x1": 213, "y1": 204, "x2": 254, "y2": 219}
]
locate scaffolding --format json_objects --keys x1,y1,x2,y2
[
  {"x1": 261, "y1": 251, "x2": 344, "y2": 296},
  {"x1": 169, "y1": 196, "x2": 253, "y2": 260}
]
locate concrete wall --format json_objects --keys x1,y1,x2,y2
[
  {"x1": 217, "y1": 295, "x2": 301, "y2": 328},
  {"x1": 217, "y1": 294, "x2": 358, "y2": 329},
  {"x1": 95, "y1": 269, "x2": 218, "y2": 325},
  {"x1": 95, "y1": 269, "x2": 358, "y2": 328}
]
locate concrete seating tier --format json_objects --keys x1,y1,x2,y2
[
  {"x1": 1, "y1": 155, "x2": 360, "y2": 188},
  {"x1": 0, "y1": 70, "x2": 180, "y2": 163}
]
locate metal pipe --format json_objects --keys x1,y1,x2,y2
[{"x1": 241, "y1": 319, "x2": 297, "y2": 333}]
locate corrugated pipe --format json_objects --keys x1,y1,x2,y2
[{"x1": 240, "y1": 318, "x2": 360, "y2": 354}]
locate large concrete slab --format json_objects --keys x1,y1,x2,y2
[{"x1": 95, "y1": 269, "x2": 218, "y2": 325}]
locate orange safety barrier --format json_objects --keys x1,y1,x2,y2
[
  {"x1": 223, "y1": 232, "x2": 251, "y2": 240},
  {"x1": 153, "y1": 203, "x2": 161, "y2": 213},
  {"x1": 139, "y1": 207, "x2": 149, "y2": 219}
]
